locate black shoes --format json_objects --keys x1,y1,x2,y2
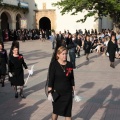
[
  {"x1": 20, "y1": 94, "x2": 26, "y2": 98},
  {"x1": 20, "y1": 90, "x2": 26, "y2": 99},
  {"x1": 110, "y1": 64, "x2": 115, "y2": 68},
  {"x1": 86, "y1": 57, "x2": 89, "y2": 60},
  {"x1": 15, "y1": 92, "x2": 18, "y2": 98},
  {"x1": 1, "y1": 81, "x2": 4, "y2": 87},
  {"x1": 15, "y1": 91, "x2": 26, "y2": 98}
]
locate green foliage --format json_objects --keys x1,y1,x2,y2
[{"x1": 52, "y1": 0, "x2": 120, "y2": 24}]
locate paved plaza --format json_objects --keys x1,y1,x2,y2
[{"x1": 0, "y1": 40, "x2": 120, "y2": 120}]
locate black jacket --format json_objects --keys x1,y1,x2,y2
[{"x1": 107, "y1": 40, "x2": 119, "y2": 55}]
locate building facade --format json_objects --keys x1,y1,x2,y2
[
  {"x1": 0, "y1": 0, "x2": 113, "y2": 33},
  {"x1": 0, "y1": 0, "x2": 28, "y2": 30},
  {"x1": 24, "y1": 0, "x2": 113, "y2": 33}
]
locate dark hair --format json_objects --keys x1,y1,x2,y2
[
  {"x1": 85, "y1": 35, "x2": 90, "y2": 41},
  {"x1": 0, "y1": 42, "x2": 4, "y2": 49},
  {"x1": 9, "y1": 41, "x2": 19, "y2": 56},
  {"x1": 110, "y1": 34, "x2": 117, "y2": 42}
]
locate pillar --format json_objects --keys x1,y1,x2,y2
[{"x1": 11, "y1": 20, "x2": 16, "y2": 30}]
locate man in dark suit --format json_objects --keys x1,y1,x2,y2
[{"x1": 56, "y1": 31, "x2": 64, "y2": 48}]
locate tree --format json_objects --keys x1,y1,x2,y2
[{"x1": 52, "y1": 0, "x2": 120, "y2": 27}]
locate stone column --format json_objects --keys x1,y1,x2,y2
[{"x1": 11, "y1": 20, "x2": 16, "y2": 30}]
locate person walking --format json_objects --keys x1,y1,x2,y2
[
  {"x1": 0, "y1": 42, "x2": 8, "y2": 87},
  {"x1": 83, "y1": 35, "x2": 92, "y2": 60},
  {"x1": 51, "y1": 32, "x2": 56, "y2": 49},
  {"x1": 107, "y1": 34, "x2": 119, "y2": 68},
  {"x1": 8, "y1": 46, "x2": 30, "y2": 98},
  {"x1": 75, "y1": 34, "x2": 82, "y2": 57},
  {"x1": 56, "y1": 31, "x2": 64, "y2": 48},
  {"x1": 67, "y1": 34, "x2": 80, "y2": 68},
  {"x1": 48, "y1": 46, "x2": 75, "y2": 120}
]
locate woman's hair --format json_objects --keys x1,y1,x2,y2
[
  {"x1": 12, "y1": 46, "x2": 19, "y2": 50},
  {"x1": 9, "y1": 41, "x2": 19, "y2": 56},
  {"x1": 56, "y1": 46, "x2": 68, "y2": 60},
  {"x1": 0, "y1": 42, "x2": 4, "y2": 49},
  {"x1": 85, "y1": 35, "x2": 90, "y2": 41},
  {"x1": 110, "y1": 34, "x2": 117, "y2": 41}
]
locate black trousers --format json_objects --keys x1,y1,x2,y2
[{"x1": 69, "y1": 51, "x2": 76, "y2": 68}]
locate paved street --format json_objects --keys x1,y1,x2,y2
[{"x1": 0, "y1": 40, "x2": 120, "y2": 120}]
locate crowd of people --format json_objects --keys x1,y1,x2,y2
[
  {"x1": 0, "y1": 27, "x2": 119, "y2": 120},
  {"x1": 1, "y1": 29, "x2": 51, "y2": 42},
  {"x1": 46, "y1": 28, "x2": 120, "y2": 120},
  {"x1": 50, "y1": 28, "x2": 120, "y2": 69}
]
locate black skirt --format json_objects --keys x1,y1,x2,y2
[
  {"x1": 0, "y1": 63, "x2": 7, "y2": 75},
  {"x1": 85, "y1": 48, "x2": 90, "y2": 54},
  {"x1": 52, "y1": 92, "x2": 73, "y2": 117},
  {"x1": 109, "y1": 54, "x2": 115, "y2": 62}
]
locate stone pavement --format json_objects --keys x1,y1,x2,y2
[{"x1": 0, "y1": 40, "x2": 120, "y2": 120}]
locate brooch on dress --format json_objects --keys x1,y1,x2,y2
[
  {"x1": 66, "y1": 68, "x2": 73, "y2": 76},
  {"x1": 18, "y1": 56, "x2": 23, "y2": 60}
]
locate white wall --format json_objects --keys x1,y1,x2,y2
[{"x1": 102, "y1": 16, "x2": 113, "y2": 30}]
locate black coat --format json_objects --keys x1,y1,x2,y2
[
  {"x1": 107, "y1": 40, "x2": 118, "y2": 56},
  {"x1": 0, "y1": 49, "x2": 8, "y2": 75},
  {"x1": 74, "y1": 38, "x2": 82, "y2": 47},
  {"x1": 67, "y1": 38, "x2": 77, "y2": 52},
  {"x1": 56, "y1": 34, "x2": 64, "y2": 48},
  {"x1": 8, "y1": 54, "x2": 28, "y2": 86}
]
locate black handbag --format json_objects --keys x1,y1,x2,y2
[{"x1": 51, "y1": 90, "x2": 60, "y2": 102}]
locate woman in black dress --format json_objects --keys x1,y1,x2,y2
[
  {"x1": 48, "y1": 46, "x2": 75, "y2": 120},
  {"x1": 83, "y1": 35, "x2": 92, "y2": 60},
  {"x1": 8, "y1": 46, "x2": 29, "y2": 98},
  {"x1": 0, "y1": 42, "x2": 8, "y2": 87},
  {"x1": 107, "y1": 34, "x2": 119, "y2": 68}
]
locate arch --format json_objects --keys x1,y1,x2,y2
[
  {"x1": 16, "y1": 14, "x2": 22, "y2": 30},
  {"x1": 39, "y1": 17, "x2": 51, "y2": 31},
  {"x1": 1, "y1": 11, "x2": 12, "y2": 30}
]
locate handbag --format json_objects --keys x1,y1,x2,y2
[{"x1": 51, "y1": 90, "x2": 60, "y2": 102}]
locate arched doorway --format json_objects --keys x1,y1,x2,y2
[
  {"x1": 16, "y1": 14, "x2": 21, "y2": 30},
  {"x1": 39, "y1": 17, "x2": 51, "y2": 31},
  {"x1": 1, "y1": 12, "x2": 12, "y2": 30}
]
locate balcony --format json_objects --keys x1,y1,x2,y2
[
  {"x1": 0, "y1": 0, "x2": 29, "y2": 11},
  {"x1": 18, "y1": 1, "x2": 29, "y2": 9},
  {"x1": 2, "y1": 0, "x2": 18, "y2": 6}
]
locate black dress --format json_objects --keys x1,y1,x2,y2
[
  {"x1": 48, "y1": 61, "x2": 75, "y2": 117},
  {"x1": 0, "y1": 49, "x2": 8, "y2": 75},
  {"x1": 8, "y1": 54, "x2": 28, "y2": 86},
  {"x1": 84, "y1": 40, "x2": 92, "y2": 54},
  {"x1": 107, "y1": 40, "x2": 119, "y2": 62}
]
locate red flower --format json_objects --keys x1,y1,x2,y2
[
  {"x1": 18, "y1": 56, "x2": 23, "y2": 60},
  {"x1": 66, "y1": 68, "x2": 73, "y2": 76}
]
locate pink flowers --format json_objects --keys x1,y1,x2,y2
[{"x1": 66, "y1": 68, "x2": 73, "y2": 76}]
